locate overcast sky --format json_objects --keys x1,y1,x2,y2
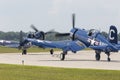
[{"x1": 0, "y1": 0, "x2": 120, "y2": 33}]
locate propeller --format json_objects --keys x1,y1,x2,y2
[
  {"x1": 55, "y1": 13, "x2": 76, "y2": 37},
  {"x1": 72, "y1": 13, "x2": 75, "y2": 28},
  {"x1": 18, "y1": 30, "x2": 26, "y2": 55},
  {"x1": 31, "y1": 24, "x2": 39, "y2": 32},
  {"x1": 18, "y1": 30, "x2": 23, "y2": 49},
  {"x1": 55, "y1": 33, "x2": 70, "y2": 37},
  {"x1": 30, "y1": 24, "x2": 45, "y2": 40},
  {"x1": 45, "y1": 29, "x2": 56, "y2": 35},
  {"x1": 30, "y1": 24, "x2": 57, "y2": 40},
  {"x1": 19, "y1": 30, "x2": 30, "y2": 55},
  {"x1": 71, "y1": 13, "x2": 78, "y2": 41},
  {"x1": 55, "y1": 13, "x2": 78, "y2": 41},
  {"x1": 19, "y1": 30, "x2": 27, "y2": 49}
]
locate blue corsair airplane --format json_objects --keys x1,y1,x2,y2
[
  {"x1": 0, "y1": 40, "x2": 20, "y2": 48},
  {"x1": 21, "y1": 14, "x2": 120, "y2": 61},
  {"x1": 0, "y1": 25, "x2": 56, "y2": 55},
  {"x1": 0, "y1": 31, "x2": 31, "y2": 55}
]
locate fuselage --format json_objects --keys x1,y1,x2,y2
[{"x1": 70, "y1": 28, "x2": 119, "y2": 52}]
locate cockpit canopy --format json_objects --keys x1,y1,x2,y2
[{"x1": 88, "y1": 29, "x2": 100, "y2": 37}]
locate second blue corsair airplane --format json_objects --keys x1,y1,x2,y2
[{"x1": 21, "y1": 14, "x2": 120, "y2": 61}]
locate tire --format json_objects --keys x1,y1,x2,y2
[
  {"x1": 60, "y1": 53, "x2": 65, "y2": 61},
  {"x1": 50, "y1": 49, "x2": 53, "y2": 55},
  {"x1": 22, "y1": 50, "x2": 27, "y2": 55},
  {"x1": 106, "y1": 52, "x2": 111, "y2": 62},
  {"x1": 108, "y1": 58, "x2": 111, "y2": 62},
  {"x1": 95, "y1": 53, "x2": 100, "y2": 61}
]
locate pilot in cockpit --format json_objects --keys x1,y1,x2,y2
[
  {"x1": 88, "y1": 29, "x2": 99, "y2": 37},
  {"x1": 88, "y1": 29, "x2": 95, "y2": 36}
]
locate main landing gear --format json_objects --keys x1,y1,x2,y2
[
  {"x1": 95, "y1": 50, "x2": 101, "y2": 61},
  {"x1": 95, "y1": 50, "x2": 111, "y2": 61},
  {"x1": 50, "y1": 49, "x2": 67, "y2": 60},
  {"x1": 60, "y1": 52, "x2": 67, "y2": 60},
  {"x1": 50, "y1": 49, "x2": 54, "y2": 55},
  {"x1": 105, "y1": 52, "x2": 111, "y2": 61},
  {"x1": 22, "y1": 49, "x2": 27, "y2": 55}
]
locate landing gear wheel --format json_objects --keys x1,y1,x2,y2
[
  {"x1": 22, "y1": 49, "x2": 27, "y2": 55},
  {"x1": 50, "y1": 49, "x2": 54, "y2": 55},
  {"x1": 106, "y1": 52, "x2": 111, "y2": 62},
  {"x1": 95, "y1": 50, "x2": 101, "y2": 61},
  {"x1": 60, "y1": 53, "x2": 65, "y2": 61},
  {"x1": 108, "y1": 58, "x2": 111, "y2": 62},
  {"x1": 95, "y1": 53, "x2": 100, "y2": 61}
]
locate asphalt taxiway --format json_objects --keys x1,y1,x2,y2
[{"x1": 0, "y1": 50, "x2": 120, "y2": 70}]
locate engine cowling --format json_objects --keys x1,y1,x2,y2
[
  {"x1": 27, "y1": 31, "x2": 45, "y2": 40},
  {"x1": 34, "y1": 31, "x2": 45, "y2": 40}
]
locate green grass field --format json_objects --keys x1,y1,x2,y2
[
  {"x1": 0, "y1": 64, "x2": 119, "y2": 80},
  {"x1": 0, "y1": 47, "x2": 119, "y2": 80},
  {"x1": 0, "y1": 46, "x2": 60, "y2": 53}
]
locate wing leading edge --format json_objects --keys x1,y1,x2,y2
[
  {"x1": 0, "y1": 40, "x2": 19, "y2": 48},
  {"x1": 25, "y1": 38, "x2": 87, "y2": 52}
]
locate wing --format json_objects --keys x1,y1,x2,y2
[
  {"x1": 89, "y1": 45, "x2": 107, "y2": 51},
  {"x1": 118, "y1": 41, "x2": 120, "y2": 45},
  {"x1": 0, "y1": 40, "x2": 19, "y2": 48},
  {"x1": 25, "y1": 38, "x2": 87, "y2": 52}
]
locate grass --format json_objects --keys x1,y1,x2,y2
[
  {"x1": 0, "y1": 46, "x2": 60, "y2": 53},
  {"x1": 0, "y1": 64, "x2": 119, "y2": 80}
]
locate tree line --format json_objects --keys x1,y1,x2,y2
[
  {"x1": 0, "y1": 31, "x2": 69, "y2": 41},
  {"x1": 0, "y1": 31, "x2": 23, "y2": 41},
  {"x1": 0, "y1": 31, "x2": 120, "y2": 41}
]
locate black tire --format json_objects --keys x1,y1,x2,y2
[
  {"x1": 106, "y1": 52, "x2": 111, "y2": 62},
  {"x1": 60, "y1": 53, "x2": 65, "y2": 61},
  {"x1": 95, "y1": 53, "x2": 100, "y2": 61},
  {"x1": 50, "y1": 49, "x2": 53, "y2": 55},
  {"x1": 22, "y1": 50, "x2": 27, "y2": 55},
  {"x1": 108, "y1": 58, "x2": 111, "y2": 62},
  {"x1": 95, "y1": 50, "x2": 101, "y2": 61}
]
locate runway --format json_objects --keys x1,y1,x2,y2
[{"x1": 0, "y1": 50, "x2": 120, "y2": 70}]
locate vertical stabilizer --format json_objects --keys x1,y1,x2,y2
[{"x1": 108, "y1": 25, "x2": 118, "y2": 44}]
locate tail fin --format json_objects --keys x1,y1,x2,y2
[{"x1": 108, "y1": 25, "x2": 118, "y2": 44}]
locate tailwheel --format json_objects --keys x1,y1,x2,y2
[
  {"x1": 60, "y1": 53, "x2": 66, "y2": 61},
  {"x1": 22, "y1": 49, "x2": 27, "y2": 55},
  {"x1": 95, "y1": 50, "x2": 101, "y2": 61},
  {"x1": 95, "y1": 53, "x2": 100, "y2": 61},
  {"x1": 108, "y1": 57, "x2": 111, "y2": 62},
  {"x1": 106, "y1": 52, "x2": 111, "y2": 62}
]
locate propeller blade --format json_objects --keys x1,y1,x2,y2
[
  {"x1": 45, "y1": 29, "x2": 56, "y2": 35},
  {"x1": 19, "y1": 30, "x2": 23, "y2": 49},
  {"x1": 72, "y1": 13, "x2": 75, "y2": 28},
  {"x1": 20, "y1": 31, "x2": 23, "y2": 44},
  {"x1": 30, "y1": 24, "x2": 39, "y2": 32},
  {"x1": 55, "y1": 33, "x2": 70, "y2": 37}
]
